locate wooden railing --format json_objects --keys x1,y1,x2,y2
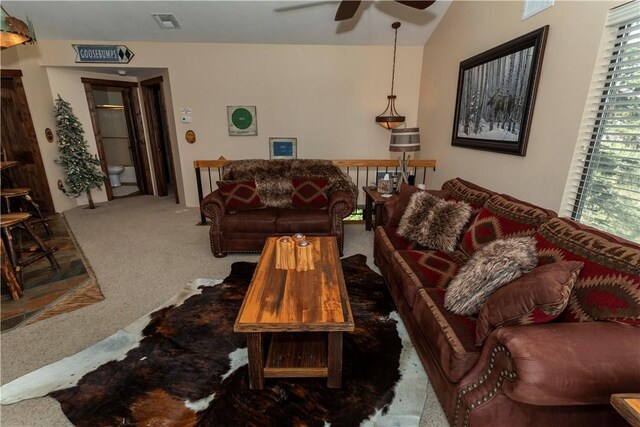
[{"x1": 194, "y1": 159, "x2": 436, "y2": 224}]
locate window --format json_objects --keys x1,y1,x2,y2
[{"x1": 563, "y1": 1, "x2": 640, "y2": 242}]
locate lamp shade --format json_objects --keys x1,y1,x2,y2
[{"x1": 389, "y1": 128, "x2": 420, "y2": 152}]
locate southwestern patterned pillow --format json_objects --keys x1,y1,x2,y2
[
  {"x1": 475, "y1": 260, "x2": 584, "y2": 345},
  {"x1": 217, "y1": 181, "x2": 265, "y2": 214},
  {"x1": 291, "y1": 178, "x2": 329, "y2": 209},
  {"x1": 444, "y1": 237, "x2": 538, "y2": 316},
  {"x1": 459, "y1": 194, "x2": 556, "y2": 257},
  {"x1": 535, "y1": 217, "x2": 640, "y2": 325}
]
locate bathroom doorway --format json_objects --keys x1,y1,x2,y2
[{"x1": 82, "y1": 78, "x2": 152, "y2": 200}]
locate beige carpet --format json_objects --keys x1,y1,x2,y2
[{"x1": 0, "y1": 195, "x2": 448, "y2": 427}]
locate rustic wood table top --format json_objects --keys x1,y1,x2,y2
[
  {"x1": 611, "y1": 394, "x2": 640, "y2": 427},
  {"x1": 234, "y1": 236, "x2": 354, "y2": 333}
]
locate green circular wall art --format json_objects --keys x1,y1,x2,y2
[
  {"x1": 227, "y1": 106, "x2": 258, "y2": 136},
  {"x1": 231, "y1": 108, "x2": 252, "y2": 129}
]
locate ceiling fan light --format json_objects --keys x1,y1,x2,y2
[{"x1": 0, "y1": 7, "x2": 36, "y2": 50}]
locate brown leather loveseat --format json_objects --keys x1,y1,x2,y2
[
  {"x1": 200, "y1": 159, "x2": 356, "y2": 257},
  {"x1": 374, "y1": 177, "x2": 640, "y2": 427}
]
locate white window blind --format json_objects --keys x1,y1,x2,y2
[{"x1": 562, "y1": 0, "x2": 640, "y2": 242}]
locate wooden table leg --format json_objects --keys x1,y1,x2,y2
[
  {"x1": 374, "y1": 203, "x2": 385, "y2": 228},
  {"x1": 1, "y1": 238, "x2": 22, "y2": 300},
  {"x1": 247, "y1": 332, "x2": 264, "y2": 389},
  {"x1": 364, "y1": 193, "x2": 373, "y2": 231},
  {"x1": 327, "y1": 332, "x2": 343, "y2": 388}
]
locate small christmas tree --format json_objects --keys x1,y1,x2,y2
[{"x1": 54, "y1": 95, "x2": 105, "y2": 209}]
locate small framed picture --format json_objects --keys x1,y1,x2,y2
[
  {"x1": 227, "y1": 106, "x2": 257, "y2": 136},
  {"x1": 269, "y1": 137, "x2": 297, "y2": 159}
]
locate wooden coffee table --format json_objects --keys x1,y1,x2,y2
[{"x1": 234, "y1": 236, "x2": 354, "y2": 389}]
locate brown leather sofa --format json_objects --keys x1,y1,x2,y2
[
  {"x1": 200, "y1": 159, "x2": 356, "y2": 257},
  {"x1": 374, "y1": 177, "x2": 640, "y2": 427}
]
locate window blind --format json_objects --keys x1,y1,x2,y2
[{"x1": 562, "y1": 0, "x2": 640, "y2": 242}]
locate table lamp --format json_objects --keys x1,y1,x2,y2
[{"x1": 389, "y1": 127, "x2": 420, "y2": 186}]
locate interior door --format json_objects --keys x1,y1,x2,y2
[
  {"x1": 141, "y1": 77, "x2": 178, "y2": 202},
  {"x1": 1, "y1": 71, "x2": 55, "y2": 213}
]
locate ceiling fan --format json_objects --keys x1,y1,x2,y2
[{"x1": 334, "y1": 1, "x2": 435, "y2": 21}]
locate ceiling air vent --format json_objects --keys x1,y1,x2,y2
[{"x1": 152, "y1": 13, "x2": 181, "y2": 29}]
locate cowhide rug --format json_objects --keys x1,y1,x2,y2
[{"x1": 1, "y1": 255, "x2": 427, "y2": 426}]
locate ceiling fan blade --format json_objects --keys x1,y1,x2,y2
[
  {"x1": 394, "y1": 1, "x2": 435, "y2": 10},
  {"x1": 335, "y1": 1, "x2": 362, "y2": 21}
]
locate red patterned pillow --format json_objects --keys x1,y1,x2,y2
[
  {"x1": 291, "y1": 178, "x2": 329, "y2": 209},
  {"x1": 475, "y1": 261, "x2": 584, "y2": 345},
  {"x1": 217, "y1": 181, "x2": 265, "y2": 214},
  {"x1": 460, "y1": 194, "x2": 556, "y2": 257},
  {"x1": 535, "y1": 218, "x2": 640, "y2": 325}
]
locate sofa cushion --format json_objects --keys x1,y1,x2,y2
[
  {"x1": 535, "y1": 217, "x2": 640, "y2": 325},
  {"x1": 221, "y1": 208, "x2": 279, "y2": 233},
  {"x1": 460, "y1": 194, "x2": 556, "y2": 257},
  {"x1": 413, "y1": 288, "x2": 481, "y2": 382},
  {"x1": 276, "y1": 210, "x2": 331, "y2": 234},
  {"x1": 475, "y1": 261, "x2": 584, "y2": 345},
  {"x1": 291, "y1": 177, "x2": 329, "y2": 209},
  {"x1": 392, "y1": 249, "x2": 468, "y2": 308},
  {"x1": 445, "y1": 237, "x2": 538, "y2": 316},
  {"x1": 217, "y1": 181, "x2": 266, "y2": 214}
]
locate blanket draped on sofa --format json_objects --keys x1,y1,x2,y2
[{"x1": 221, "y1": 159, "x2": 358, "y2": 208}]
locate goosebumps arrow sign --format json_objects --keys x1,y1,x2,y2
[{"x1": 73, "y1": 45, "x2": 135, "y2": 63}]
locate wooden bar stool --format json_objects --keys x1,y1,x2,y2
[
  {"x1": 1, "y1": 213, "x2": 59, "y2": 283},
  {"x1": 1, "y1": 188, "x2": 52, "y2": 236}
]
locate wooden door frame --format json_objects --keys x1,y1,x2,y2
[
  {"x1": 140, "y1": 76, "x2": 179, "y2": 203},
  {"x1": 1, "y1": 70, "x2": 55, "y2": 212},
  {"x1": 81, "y1": 78, "x2": 153, "y2": 200}
]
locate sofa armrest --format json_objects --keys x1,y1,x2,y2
[
  {"x1": 328, "y1": 190, "x2": 355, "y2": 217},
  {"x1": 450, "y1": 322, "x2": 640, "y2": 426},
  {"x1": 200, "y1": 189, "x2": 226, "y2": 219}
]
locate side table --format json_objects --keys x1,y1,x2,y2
[{"x1": 362, "y1": 186, "x2": 397, "y2": 231}]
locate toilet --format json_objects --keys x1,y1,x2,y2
[{"x1": 107, "y1": 165, "x2": 125, "y2": 187}]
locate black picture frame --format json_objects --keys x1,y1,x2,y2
[{"x1": 451, "y1": 26, "x2": 549, "y2": 156}]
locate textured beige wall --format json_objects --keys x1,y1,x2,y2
[
  {"x1": 417, "y1": 1, "x2": 619, "y2": 210},
  {"x1": 1, "y1": 45, "x2": 77, "y2": 212},
  {"x1": 27, "y1": 40, "x2": 424, "y2": 208}
]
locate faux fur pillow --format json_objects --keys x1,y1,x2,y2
[
  {"x1": 397, "y1": 191, "x2": 471, "y2": 251},
  {"x1": 444, "y1": 237, "x2": 538, "y2": 316},
  {"x1": 475, "y1": 261, "x2": 584, "y2": 345},
  {"x1": 422, "y1": 201, "x2": 472, "y2": 252},
  {"x1": 397, "y1": 192, "x2": 443, "y2": 242}
]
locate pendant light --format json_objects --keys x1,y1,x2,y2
[{"x1": 376, "y1": 22, "x2": 405, "y2": 129}]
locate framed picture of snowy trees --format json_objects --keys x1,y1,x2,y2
[{"x1": 451, "y1": 26, "x2": 549, "y2": 155}]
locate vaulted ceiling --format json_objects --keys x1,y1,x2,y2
[{"x1": 3, "y1": 1, "x2": 451, "y2": 46}]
